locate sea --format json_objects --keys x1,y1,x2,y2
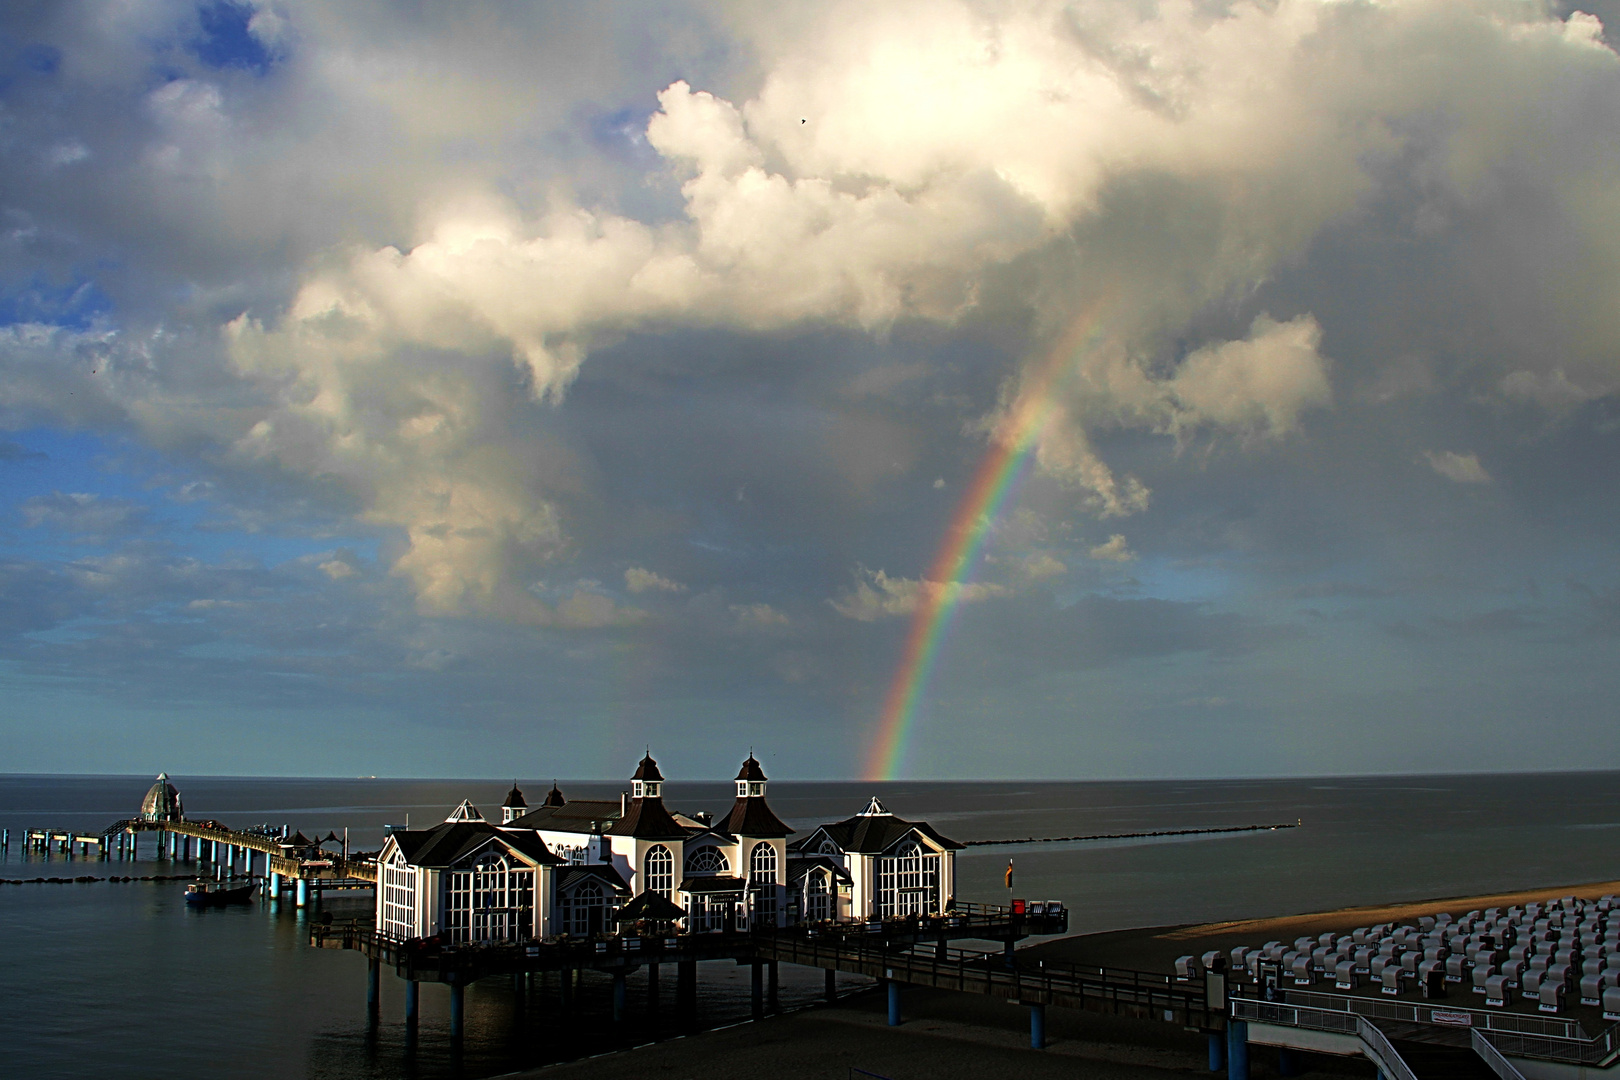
[{"x1": 2, "y1": 771, "x2": 1617, "y2": 1079}]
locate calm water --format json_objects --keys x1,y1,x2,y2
[{"x1": 2, "y1": 772, "x2": 1618, "y2": 1079}]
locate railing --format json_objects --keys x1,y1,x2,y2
[
  {"x1": 1473, "y1": 1030, "x2": 1529, "y2": 1080},
  {"x1": 1357, "y1": 1017, "x2": 1421, "y2": 1080},
  {"x1": 1230, "y1": 992, "x2": 1620, "y2": 1067}
]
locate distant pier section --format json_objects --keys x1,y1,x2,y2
[{"x1": 5, "y1": 772, "x2": 375, "y2": 908}]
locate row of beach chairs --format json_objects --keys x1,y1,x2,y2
[{"x1": 1174, "y1": 895, "x2": 1620, "y2": 1017}]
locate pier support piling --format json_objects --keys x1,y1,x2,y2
[
  {"x1": 1277, "y1": 1048, "x2": 1300, "y2": 1077},
  {"x1": 1030, "y1": 1003, "x2": 1046, "y2": 1049},
  {"x1": 295, "y1": 878, "x2": 307, "y2": 908},
  {"x1": 887, "y1": 980, "x2": 902, "y2": 1027},
  {"x1": 677, "y1": 960, "x2": 697, "y2": 1029},
  {"x1": 646, "y1": 961, "x2": 658, "y2": 1014},
  {"x1": 367, "y1": 958, "x2": 380, "y2": 1012},
  {"x1": 825, "y1": 968, "x2": 837, "y2": 1004},
  {"x1": 449, "y1": 983, "x2": 464, "y2": 1040},
  {"x1": 1208, "y1": 1033, "x2": 1226, "y2": 1071},
  {"x1": 1227, "y1": 1019, "x2": 1250, "y2": 1080},
  {"x1": 405, "y1": 981, "x2": 419, "y2": 1027},
  {"x1": 612, "y1": 971, "x2": 627, "y2": 1023},
  {"x1": 751, "y1": 961, "x2": 764, "y2": 1021},
  {"x1": 768, "y1": 960, "x2": 779, "y2": 1013},
  {"x1": 1004, "y1": 939, "x2": 1016, "y2": 968}
]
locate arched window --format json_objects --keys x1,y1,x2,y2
[
  {"x1": 805, "y1": 868, "x2": 831, "y2": 922},
  {"x1": 565, "y1": 879, "x2": 607, "y2": 937},
  {"x1": 878, "y1": 840, "x2": 932, "y2": 919},
  {"x1": 749, "y1": 842, "x2": 777, "y2": 884},
  {"x1": 474, "y1": 853, "x2": 508, "y2": 910},
  {"x1": 819, "y1": 839, "x2": 840, "y2": 856},
  {"x1": 645, "y1": 844, "x2": 674, "y2": 898},
  {"x1": 685, "y1": 847, "x2": 729, "y2": 874}
]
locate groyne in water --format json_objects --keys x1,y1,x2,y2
[{"x1": 960, "y1": 822, "x2": 1299, "y2": 847}]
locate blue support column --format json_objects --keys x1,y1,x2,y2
[
  {"x1": 367, "y1": 958, "x2": 380, "y2": 1012},
  {"x1": 1227, "y1": 1020, "x2": 1250, "y2": 1080},
  {"x1": 1278, "y1": 1048, "x2": 1300, "y2": 1077},
  {"x1": 751, "y1": 961, "x2": 764, "y2": 1021},
  {"x1": 1030, "y1": 1003, "x2": 1046, "y2": 1049},
  {"x1": 268, "y1": 871, "x2": 280, "y2": 895},
  {"x1": 449, "y1": 983, "x2": 465, "y2": 1039},
  {"x1": 295, "y1": 877, "x2": 307, "y2": 908},
  {"x1": 612, "y1": 971, "x2": 627, "y2": 1023},
  {"x1": 825, "y1": 968, "x2": 838, "y2": 1003},
  {"x1": 405, "y1": 980, "x2": 419, "y2": 1026},
  {"x1": 1004, "y1": 939, "x2": 1016, "y2": 968},
  {"x1": 887, "y1": 981, "x2": 902, "y2": 1027},
  {"x1": 1209, "y1": 1032, "x2": 1227, "y2": 1071}
]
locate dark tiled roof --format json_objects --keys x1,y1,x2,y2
[
  {"x1": 557, "y1": 864, "x2": 631, "y2": 894},
  {"x1": 631, "y1": 754, "x2": 664, "y2": 782},
  {"x1": 735, "y1": 755, "x2": 768, "y2": 782},
  {"x1": 507, "y1": 800, "x2": 621, "y2": 833},
  {"x1": 787, "y1": 854, "x2": 852, "y2": 884},
  {"x1": 680, "y1": 875, "x2": 747, "y2": 894},
  {"x1": 390, "y1": 821, "x2": 562, "y2": 868},
  {"x1": 717, "y1": 796, "x2": 794, "y2": 838},
  {"x1": 797, "y1": 810, "x2": 962, "y2": 854},
  {"x1": 502, "y1": 782, "x2": 526, "y2": 809},
  {"x1": 607, "y1": 796, "x2": 687, "y2": 839}
]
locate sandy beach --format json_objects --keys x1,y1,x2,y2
[{"x1": 519, "y1": 878, "x2": 1620, "y2": 1080}]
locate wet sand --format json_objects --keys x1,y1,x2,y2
[{"x1": 1025, "y1": 878, "x2": 1620, "y2": 974}]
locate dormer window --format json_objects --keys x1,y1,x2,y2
[
  {"x1": 737, "y1": 780, "x2": 765, "y2": 798},
  {"x1": 632, "y1": 779, "x2": 661, "y2": 800}
]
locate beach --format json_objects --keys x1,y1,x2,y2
[{"x1": 523, "y1": 878, "x2": 1620, "y2": 1080}]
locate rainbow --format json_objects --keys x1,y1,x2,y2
[{"x1": 862, "y1": 305, "x2": 1113, "y2": 781}]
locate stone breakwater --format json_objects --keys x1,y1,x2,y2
[{"x1": 1, "y1": 873, "x2": 202, "y2": 884}]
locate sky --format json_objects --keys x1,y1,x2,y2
[{"x1": 4, "y1": 1, "x2": 1620, "y2": 781}]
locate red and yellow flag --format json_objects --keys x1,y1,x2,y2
[{"x1": 1004, "y1": 859, "x2": 1014, "y2": 889}]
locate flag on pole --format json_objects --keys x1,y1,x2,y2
[{"x1": 1005, "y1": 859, "x2": 1014, "y2": 889}]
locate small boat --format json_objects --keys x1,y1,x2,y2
[{"x1": 185, "y1": 879, "x2": 257, "y2": 906}]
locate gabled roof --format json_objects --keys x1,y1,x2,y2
[
  {"x1": 557, "y1": 864, "x2": 631, "y2": 895},
  {"x1": 508, "y1": 799, "x2": 622, "y2": 834},
  {"x1": 607, "y1": 794, "x2": 688, "y2": 839},
  {"x1": 389, "y1": 820, "x2": 562, "y2": 868},
  {"x1": 797, "y1": 806, "x2": 961, "y2": 854},
  {"x1": 717, "y1": 795, "x2": 794, "y2": 838},
  {"x1": 787, "y1": 854, "x2": 852, "y2": 885}
]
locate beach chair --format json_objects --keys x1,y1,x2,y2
[
  {"x1": 1352, "y1": 927, "x2": 1371, "y2": 945},
  {"x1": 1202, "y1": 950, "x2": 1225, "y2": 972},
  {"x1": 1354, "y1": 946, "x2": 1374, "y2": 974},
  {"x1": 1293, "y1": 936, "x2": 1315, "y2": 953},
  {"x1": 1435, "y1": 912, "x2": 1454, "y2": 926},
  {"x1": 1546, "y1": 961, "x2": 1574, "y2": 989},
  {"x1": 1500, "y1": 959, "x2": 1526, "y2": 988},
  {"x1": 1174, "y1": 956, "x2": 1199, "y2": 981},
  {"x1": 1401, "y1": 951, "x2": 1420, "y2": 974},
  {"x1": 1540, "y1": 979, "x2": 1566, "y2": 1014},
  {"x1": 1335, "y1": 960, "x2": 1357, "y2": 990},
  {"x1": 1230, "y1": 947, "x2": 1250, "y2": 971},
  {"x1": 1485, "y1": 973, "x2": 1511, "y2": 1007},
  {"x1": 1380, "y1": 965, "x2": 1404, "y2": 996},
  {"x1": 1292, "y1": 955, "x2": 1314, "y2": 986},
  {"x1": 1317, "y1": 932, "x2": 1336, "y2": 948},
  {"x1": 1604, "y1": 985, "x2": 1620, "y2": 1021},
  {"x1": 1580, "y1": 969, "x2": 1608, "y2": 1006},
  {"x1": 1522, "y1": 968, "x2": 1543, "y2": 1001},
  {"x1": 1472, "y1": 963, "x2": 1496, "y2": 995},
  {"x1": 1445, "y1": 954, "x2": 1468, "y2": 983}
]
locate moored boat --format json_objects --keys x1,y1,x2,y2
[{"x1": 185, "y1": 879, "x2": 256, "y2": 906}]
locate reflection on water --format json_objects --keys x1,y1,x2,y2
[{"x1": 2, "y1": 771, "x2": 1618, "y2": 1079}]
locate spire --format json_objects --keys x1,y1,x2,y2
[
  {"x1": 544, "y1": 781, "x2": 566, "y2": 807},
  {"x1": 446, "y1": 799, "x2": 485, "y2": 823},
  {"x1": 718, "y1": 753, "x2": 793, "y2": 838},
  {"x1": 858, "y1": 796, "x2": 891, "y2": 817},
  {"x1": 609, "y1": 752, "x2": 686, "y2": 839}
]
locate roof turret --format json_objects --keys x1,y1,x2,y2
[
  {"x1": 608, "y1": 753, "x2": 687, "y2": 839},
  {"x1": 502, "y1": 782, "x2": 527, "y2": 809},
  {"x1": 543, "y1": 782, "x2": 566, "y2": 807},
  {"x1": 632, "y1": 754, "x2": 664, "y2": 782},
  {"x1": 718, "y1": 754, "x2": 793, "y2": 838}
]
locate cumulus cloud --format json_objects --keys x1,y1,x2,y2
[
  {"x1": 1423, "y1": 450, "x2": 1493, "y2": 485},
  {"x1": 830, "y1": 568, "x2": 1010, "y2": 621},
  {"x1": 1088, "y1": 534, "x2": 1136, "y2": 562},
  {"x1": 625, "y1": 567, "x2": 687, "y2": 593},
  {"x1": 731, "y1": 602, "x2": 789, "y2": 629}
]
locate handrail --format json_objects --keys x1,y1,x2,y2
[
  {"x1": 1473, "y1": 1030, "x2": 1529, "y2": 1080},
  {"x1": 1357, "y1": 1016, "x2": 1421, "y2": 1080}
]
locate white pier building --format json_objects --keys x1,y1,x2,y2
[{"x1": 374, "y1": 753, "x2": 961, "y2": 944}]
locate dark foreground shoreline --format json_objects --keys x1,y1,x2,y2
[{"x1": 517, "y1": 877, "x2": 1620, "y2": 1080}]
